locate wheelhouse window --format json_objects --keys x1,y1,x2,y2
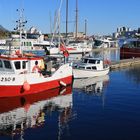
[
  {"x1": 89, "y1": 59, "x2": 96, "y2": 64},
  {"x1": 22, "y1": 61, "x2": 26, "y2": 69},
  {"x1": 92, "y1": 66, "x2": 97, "y2": 70},
  {"x1": 0, "y1": 60, "x2": 3, "y2": 68},
  {"x1": 86, "y1": 67, "x2": 92, "y2": 70},
  {"x1": 97, "y1": 60, "x2": 100, "y2": 64},
  {"x1": 4, "y1": 60, "x2": 12, "y2": 69},
  {"x1": 79, "y1": 66, "x2": 85, "y2": 69},
  {"x1": 14, "y1": 61, "x2": 21, "y2": 69},
  {"x1": 83, "y1": 59, "x2": 88, "y2": 63}
]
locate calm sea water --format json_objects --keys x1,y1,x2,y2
[{"x1": 1, "y1": 49, "x2": 140, "y2": 140}]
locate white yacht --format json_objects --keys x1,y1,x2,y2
[{"x1": 73, "y1": 56, "x2": 110, "y2": 78}]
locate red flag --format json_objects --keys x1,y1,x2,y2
[
  {"x1": 60, "y1": 43, "x2": 69, "y2": 57},
  {"x1": 60, "y1": 43, "x2": 66, "y2": 51},
  {"x1": 63, "y1": 50, "x2": 69, "y2": 57}
]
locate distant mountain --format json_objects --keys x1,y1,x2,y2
[
  {"x1": 0, "y1": 25, "x2": 9, "y2": 32},
  {"x1": 0, "y1": 25, "x2": 10, "y2": 39}
]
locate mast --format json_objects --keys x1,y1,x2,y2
[
  {"x1": 66, "y1": 0, "x2": 68, "y2": 39},
  {"x1": 14, "y1": 9, "x2": 27, "y2": 55},
  {"x1": 85, "y1": 19, "x2": 87, "y2": 38},
  {"x1": 75, "y1": 0, "x2": 78, "y2": 38}
]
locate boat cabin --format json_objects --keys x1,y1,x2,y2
[
  {"x1": 74, "y1": 57, "x2": 104, "y2": 70},
  {"x1": 0, "y1": 55, "x2": 44, "y2": 74}
]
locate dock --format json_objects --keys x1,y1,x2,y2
[{"x1": 110, "y1": 58, "x2": 140, "y2": 70}]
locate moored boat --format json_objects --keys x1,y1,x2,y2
[
  {"x1": 73, "y1": 56, "x2": 110, "y2": 78},
  {"x1": 120, "y1": 38, "x2": 140, "y2": 59},
  {"x1": 0, "y1": 8, "x2": 73, "y2": 98},
  {"x1": 0, "y1": 54, "x2": 73, "y2": 97}
]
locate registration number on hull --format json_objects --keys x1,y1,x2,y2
[{"x1": 0, "y1": 77, "x2": 16, "y2": 82}]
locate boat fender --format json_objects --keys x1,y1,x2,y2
[
  {"x1": 59, "y1": 80, "x2": 67, "y2": 87},
  {"x1": 60, "y1": 88, "x2": 66, "y2": 94},
  {"x1": 23, "y1": 81, "x2": 30, "y2": 91},
  {"x1": 104, "y1": 59, "x2": 111, "y2": 65}
]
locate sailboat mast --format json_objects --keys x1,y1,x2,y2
[
  {"x1": 85, "y1": 19, "x2": 87, "y2": 37},
  {"x1": 75, "y1": 0, "x2": 78, "y2": 38},
  {"x1": 66, "y1": 0, "x2": 68, "y2": 39}
]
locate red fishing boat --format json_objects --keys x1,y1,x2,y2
[
  {"x1": 0, "y1": 53, "x2": 73, "y2": 97},
  {"x1": 120, "y1": 38, "x2": 140, "y2": 59}
]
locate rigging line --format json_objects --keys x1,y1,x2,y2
[{"x1": 50, "y1": 0, "x2": 63, "y2": 47}]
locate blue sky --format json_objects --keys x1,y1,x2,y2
[{"x1": 0, "y1": 0, "x2": 140, "y2": 35}]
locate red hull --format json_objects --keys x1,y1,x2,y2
[
  {"x1": 0, "y1": 76, "x2": 73, "y2": 97},
  {"x1": 120, "y1": 48, "x2": 140, "y2": 59},
  {"x1": 0, "y1": 85, "x2": 72, "y2": 113}
]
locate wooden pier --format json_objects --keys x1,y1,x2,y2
[{"x1": 110, "y1": 58, "x2": 140, "y2": 70}]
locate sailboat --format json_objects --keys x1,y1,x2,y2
[{"x1": 63, "y1": 0, "x2": 93, "y2": 54}]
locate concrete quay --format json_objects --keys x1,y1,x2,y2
[{"x1": 110, "y1": 58, "x2": 140, "y2": 70}]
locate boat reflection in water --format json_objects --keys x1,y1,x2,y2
[
  {"x1": 125, "y1": 65, "x2": 140, "y2": 85},
  {"x1": 0, "y1": 85, "x2": 73, "y2": 139},
  {"x1": 73, "y1": 75, "x2": 109, "y2": 95}
]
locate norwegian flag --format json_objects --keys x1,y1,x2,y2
[{"x1": 60, "y1": 43, "x2": 69, "y2": 57}]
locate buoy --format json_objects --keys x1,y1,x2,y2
[
  {"x1": 60, "y1": 81, "x2": 67, "y2": 87},
  {"x1": 23, "y1": 81, "x2": 30, "y2": 91}
]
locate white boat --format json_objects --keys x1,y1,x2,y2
[
  {"x1": 93, "y1": 37, "x2": 118, "y2": 48},
  {"x1": 0, "y1": 36, "x2": 60, "y2": 56},
  {"x1": 73, "y1": 56, "x2": 110, "y2": 78},
  {"x1": 33, "y1": 40, "x2": 60, "y2": 55},
  {"x1": 61, "y1": 40, "x2": 93, "y2": 54}
]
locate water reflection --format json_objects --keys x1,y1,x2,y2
[
  {"x1": 0, "y1": 85, "x2": 73, "y2": 139},
  {"x1": 125, "y1": 65, "x2": 140, "y2": 85},
  {"x1": 90, "y1": 48, "x2": 120, "y2": 62},
  {"x1": 69, "y1": 48, "x2": 120, "y2": 62},
  {"x1": 73, "y1": 75, "x2": 109, "y2": 95}
]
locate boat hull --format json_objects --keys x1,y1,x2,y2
[
  {"x1": 0, "y1": 76, "x2": 72, "y2": 97},
  {"x1": 0, "y1": 63, "x2": 73, "y2": 97},
  {"x1": 73, "y1": 67, "x2": 109, "y2": 79},
  {"x1": 120, "y1": 48, "x2": 140, "y2": 59}
]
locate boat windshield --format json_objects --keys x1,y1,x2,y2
[
  {"x1": 94, "y1": 40, "x2": 102, "y2": 46},
  {"x1": 83, "y1": 58, "x2": 96, "y2": 64}
]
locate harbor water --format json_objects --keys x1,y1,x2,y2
[{"x1": 0, "y1": 49, "x2": 140, "y2": 140}]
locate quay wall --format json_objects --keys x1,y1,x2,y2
[{"x1": 110, "y1": 58, "x2": 140, "y2": 70}]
